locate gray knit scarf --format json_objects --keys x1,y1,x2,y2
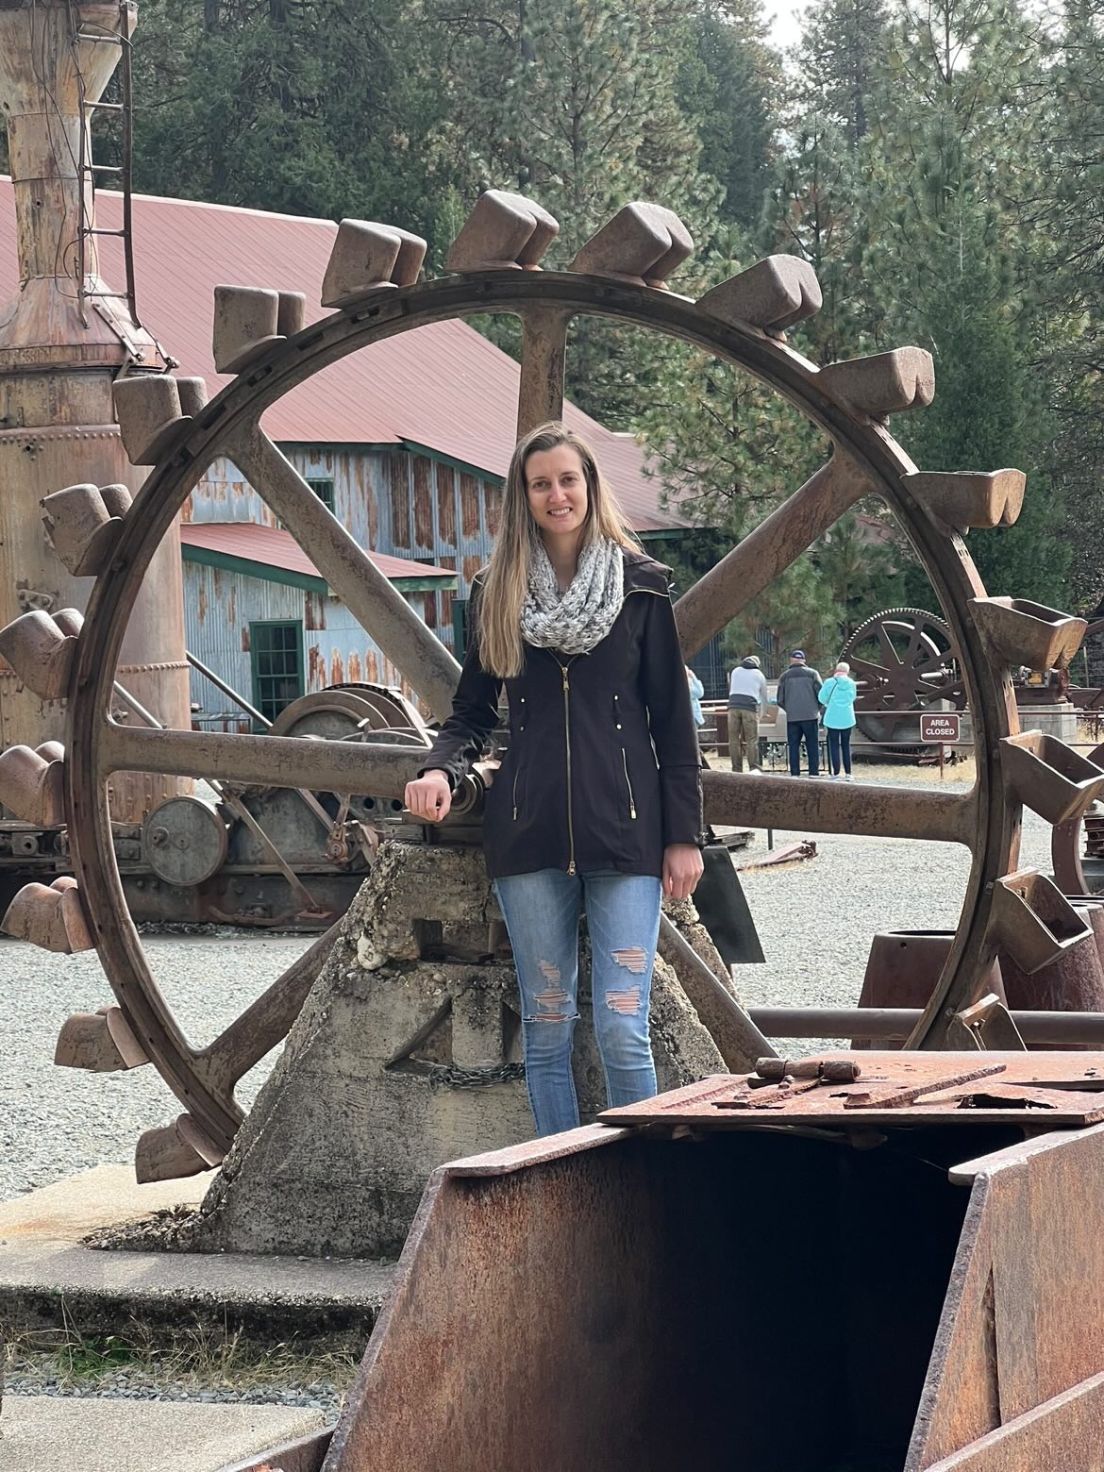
[{"x1": 520, "y1": 538, "x2": 625, "y2": 656}]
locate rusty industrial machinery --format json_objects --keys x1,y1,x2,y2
[
  {"x1": 0, "y1": 0, "x2": 447, "y2": 929},
  {"x1": 841, "y1": 606, "x2": 966, "y2": 746},
  {"x1": 6, "y1": 15, "x2": 1104, "y2": 1466},
  {"x1": 0, "y1": 0, "x2": 189, "y2": 795},
  {"x1": 233, "y1": 1052, "x2": 1104, "y2": 1472},
  {"x1": 0, "y1": 184, "x2": 1095, "y2": 1184}
]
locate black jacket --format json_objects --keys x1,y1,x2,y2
[{"x1": 421, "y1": 549, "x2": 704, "y2": 880}]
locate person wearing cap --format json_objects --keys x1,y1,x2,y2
[
  {"x1": 727, "y1": 654, "x2": 768, "y2": 772},
  {"x1": 776, "y1": 648, "x2": 823, "y2": 776},
  {"x1": 819, "y1": 660, "x2": 859, "y2": 780}
]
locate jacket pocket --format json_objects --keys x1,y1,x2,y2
[
  {"x1": 611, "y1": 694, "x2": 638, "y2": 821},
  {"x1": 620, "y1": 747, "x2": 638, "y2": 820}
]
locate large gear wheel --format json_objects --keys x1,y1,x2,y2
[
  {"x1": 0, "y1": 191, "x2": 1096, "y2": 1182},
  {"x1": 840, "y1": 606, "x2": 966, "y2": 744}
]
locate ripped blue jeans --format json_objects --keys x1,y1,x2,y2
[{"x1": 493, "y1": 869, "x2": 662, "y2": 1136}]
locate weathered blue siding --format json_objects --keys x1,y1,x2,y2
[
  {"x1": 182, "y1": 561, "x2": 427, "y2": 724},
  {"x1": 185, "y1": 443, "x2": 501, "y2": 656}
]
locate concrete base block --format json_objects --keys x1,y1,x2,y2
[
  {"x1": 1014, "y1": 702, "x2": 1079, "y2": 743},
  {"x1": 184, "y1": 843, "x2": 725, "y2": 1260}
]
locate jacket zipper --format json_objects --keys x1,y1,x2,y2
[
  {"x1": 560, "y1": 658, "x2": 577, "y2": 874},
  {"x1": 620, "y1": 747, "x2": 637, "y2": 819},
  {"x1": 512, "y1": 765, "x2": 521, "y2": 820}
]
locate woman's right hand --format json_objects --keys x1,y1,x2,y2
[{"x1": 404, "y1": 771, "x2": 453, "y2": 823}]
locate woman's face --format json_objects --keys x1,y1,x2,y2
[{"x1": 524, "y1": 444, "x2": 589, "y2": 545}]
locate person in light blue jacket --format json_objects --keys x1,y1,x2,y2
[
  {"x1": 818, "y1": 660, "x2": 859, "y2": 780},
  {"x1": 685, "y1": 665, "x2": 705, "y2": 729}
]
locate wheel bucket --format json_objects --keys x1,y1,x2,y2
[{"x1": 278, "y1": 1065, "x2": 1104, "y2": 1472}]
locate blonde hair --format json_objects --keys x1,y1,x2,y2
[{"x1": 477, "y1": 421, "x2": 639, "y2": 679}]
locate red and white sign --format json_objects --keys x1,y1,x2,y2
[{"x1": 920, "y1": 712, "x2": 961, "y2": 743}]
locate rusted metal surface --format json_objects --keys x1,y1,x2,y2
[
  {"x1": 223, "y1": 1427, "x2": 334, "y2": 1472},
  {"x1": 102, "y1": 723, "x2": 420, "y2": 793},
  {"x1": 907, "y1": 1123, "x2": 1104, "y2": 1468},
  {"x1": 855, "y1": 930, "x2": 1004, "y2": 1049},
  {"x1": 749, "y1": 1004, "x2": 1104, "y2": 1046},
  {"x1": 0, "y1": 2, "x2": 189, "y2": 819},
  {"x1": 516, "y1": 306, "x2": 569, "y2": 435},
  {"x1": 675, "y1": 454, "x2": 874, "y2": 657},
  {"x1": 600, "y1": 1053, "x2": 1104, "y2": 1128},
  {"x1": 919, "y1": 1375, "x2": 1104, "y2": 1471},
  {"x1": 1000, "y1": 894, "x2": 1104, "y2": 1020},
  {"x1": 1050, "y1": 738, "x2": 1104, "y2": 894},
  {"x1": 703, "y1": 767, "x2": 975, "y2": 843},
  {"x1": 307, "y1": 1080, "x2": 1104, "y2": 1472}
]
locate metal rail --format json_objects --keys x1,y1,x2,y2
[{"x1": 749, "y1": 1005, "x2": 1104, "y2": 1047}]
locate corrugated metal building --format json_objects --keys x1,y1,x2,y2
[
  {"x1": 0, "y1": 181, "x2": 693, "y2": 723},
  {"x1": 180, "y1": 522, "x2": 455, "y2": 727}
]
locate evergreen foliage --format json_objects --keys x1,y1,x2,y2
[{"x1": 4, "y1": 0, "x2": 1095, "y2": 634}]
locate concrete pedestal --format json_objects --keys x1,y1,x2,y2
[{"x1": 183, "y1": 843, "x2": 726, "y2": 1260}]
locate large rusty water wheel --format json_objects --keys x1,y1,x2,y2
[{"x1": 0, "y1": 191, "x2": 1096, "y2": 1183}]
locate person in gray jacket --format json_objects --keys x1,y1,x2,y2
[
  {"x1": 727, "y1": 655, "x2": 768, "y2": 772},
  {"x1": 776, "y1": 648, "x2": 823, "y2": 776}
]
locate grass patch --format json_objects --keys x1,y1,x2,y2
[{"x1": 4, "y1": 1316, "x2": 363, "y2": 1394}]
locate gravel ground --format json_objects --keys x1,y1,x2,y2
[
  {"x1": 735, "y1": 774, "x2": 1053, "y2": 1023},
  {"x1": 0, "y1": 774, "x2": 1056, "y2": 1206},
  {"x1": 0, "y1": 779, "x2": 1059, "y2": 1404},
  {"x1": 0, "y1": 931, "x2": 312, "y2": 1206}
]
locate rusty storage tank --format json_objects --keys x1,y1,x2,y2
[{"x1": 0, "y1": 0, "x2": 188, "y2": 820}]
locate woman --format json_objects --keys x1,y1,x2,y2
[
  {"x1": 818, "y1": 660, "x2": 859, "y2": 780},
  {"x1": 404, "y1": 421, "x2": 704, "y2": 1136}
]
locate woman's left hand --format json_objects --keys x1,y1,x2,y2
[{"x1": 662, "y1": 843, "x2": 704, "y2": 901}]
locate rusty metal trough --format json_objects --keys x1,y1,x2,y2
[{"x1": 233, "y1": 1052, "x2": 1104, "y2": 1472}]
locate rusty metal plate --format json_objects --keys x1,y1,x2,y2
[{"x1": 598, "y1": 1052, "x2": 1104, "y2": 1129}]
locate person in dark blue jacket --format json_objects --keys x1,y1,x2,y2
[
  {"x1": 776, "y1": 649, "x2": 823, "y2": 776},
  {"x1": 405, "y1": 421, "x2": 704, "y2": 1136}
]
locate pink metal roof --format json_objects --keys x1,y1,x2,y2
[
  {"x1": 0, "y1": 180, "x2": 687, "y2": 533},
  {"x1": 180, "y1": 522, "x2": 455, "y2": 584}
]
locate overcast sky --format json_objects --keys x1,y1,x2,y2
[{"x1": 766, "y1": 0, "x2": 809, "y2": 50}]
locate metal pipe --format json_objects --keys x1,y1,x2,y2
[
  {"x1": 748, "y1": 1006, "x2": 1104, "y2": 1047},
  {"x1": 702, "y1": 768, "x2": 974, "y2": 845},
  {"x1": 186, "y1": 649, "x2": 271, "y2": 729}
]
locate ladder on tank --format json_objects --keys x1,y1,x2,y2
[{"x1": 72, "y1": 0, "x2": 138, "y2": 325}]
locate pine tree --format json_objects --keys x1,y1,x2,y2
[
  {"x1": 681, "y1": 0, "x2": 781, "y2": 229},
  {"x1": 130, "y1": 0, "x2": 442, "y2": 237}
]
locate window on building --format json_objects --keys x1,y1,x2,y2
[
  {"x1": 307, "y1": 478, "x2": 335, "y2": 513},
  {"x1": 250, "y1": 620, "x2": 305, "y2": 725}
]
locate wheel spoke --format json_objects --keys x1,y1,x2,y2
[
  {"x1": 517, "y1": 306, "x2": 570, "y2": 436},
  {"x1": 876, "y1": 622, "x2": 904, "y2": 668},
  {"x1": 196, "y1": 922, "x2": 342, "y2": 1094},
  {"x1": 103, "y1": 722, "x2": 415, "y2": 797},
  {"x1": 226, "y1": 424, "x2": 461, "y2": 721},
  {"x1": 703, "y1": 770, "x2": 975, "y2": 845},
  {"x1": 675, "y1": 454, "x2": 874, "y2": 656}
]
